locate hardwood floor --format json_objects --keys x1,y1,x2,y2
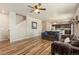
[{"x1": 0, "y1": 37, "x2": 52, "y2": 55}]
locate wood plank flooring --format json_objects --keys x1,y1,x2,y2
[{"x1": 0, "y1": 37, "x2": 52, "y2": 55}]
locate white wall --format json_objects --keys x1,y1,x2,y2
[
  {"x1": 9, "y1": 13, "x2": 42, "y2": 42},
  {"x1": 73, "y1": 6, "x2": 79, "y2": 38},
  {"x1": 0, "y1": 14, "x2": 9, "y2": 41},
  {"x1": 46, "y1": 22, "x2": 52, "y2": 31},
  {"x1": 26, "y1": 16, "x2": 42, "y2": 38},
  {"x1": 42, "y1": 21, "x2": 47, "y2": 32},
  {"x1": 10, "y1": 20, "x2": 27, "y2": 42},
  {"x1": 71, "y1": 24, "x2": 74, "y2": 35},
  {"x1": 16, "y1": 15, "x2": 26, "y2": 24},
  {"x1": 9, "y1": 12, "x2": 17, "y2": 42},
  {"x1": 42, "y1": 21, "x2": 52, "y2": 32}
]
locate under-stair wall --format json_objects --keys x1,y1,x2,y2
[
  {"x1": 0, "y1": 13, "x2": 9, "y2": 42},
  {"x1": 9, "y1": 12, "x2": 42, "y2": 42}
]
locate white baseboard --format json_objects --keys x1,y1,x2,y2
[
  {"x1": 0, "y1": 39, "x2": 8, "y2": 42},
  {"x1": 10, "y1": 34, "x2": 41, "y2": 43}
]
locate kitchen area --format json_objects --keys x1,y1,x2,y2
[{"x1": 51, "y1": 24, "x2": 71, "y2": 41}]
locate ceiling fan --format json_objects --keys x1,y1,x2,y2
[
  {"x1": 27, "y1": 3, "x2": 46, "y2": 14},
  {"x1": 71, "y1": 16, "x2": 79, "y2": 24}
]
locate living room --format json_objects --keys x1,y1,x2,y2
[{"x1": 0, "y1": 3, "x2": 79, "y2": 55}]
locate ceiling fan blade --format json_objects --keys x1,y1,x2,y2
[
  {"x1": 38, "y1": 3, "x2": 41, "y2": 6},
  {"x1": 30, "y1": 10, "x2": 34, "y2": 13},
  {"x1": 40, "y1": 8, "x2": 46, "y2": 10},
  {"x1": 34, "y1": 5, "x2": 38, "y2": 9},
  {"x1": 28, "y1": 5, "x2": 34, "y2": 8}
]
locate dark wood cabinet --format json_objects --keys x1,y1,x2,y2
[{"x1": 52, "y1": 24, "x2": 71, "y2": 35}]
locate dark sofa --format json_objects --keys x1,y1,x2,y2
[
  {"x1": 51, "y1": 41, "x2": 79, "y2": 55},
  {"x1": 41, "y1": 31, "x2": 60, "y2": 41}
]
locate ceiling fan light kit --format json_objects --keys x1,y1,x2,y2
[{"x1": 34, "y1": 9, "x2": 39, "y2": 12}]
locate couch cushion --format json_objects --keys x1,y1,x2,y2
[
  {"x1": 70, "y1": 34, "x2": 77, "y2": 41},
  {"x1": 71, "y1": 40, "x2": 79, "y2": 47}
]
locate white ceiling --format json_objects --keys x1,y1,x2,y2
[{"x1": 0, "y1": 3, "x2": 78, "y2": 23}]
